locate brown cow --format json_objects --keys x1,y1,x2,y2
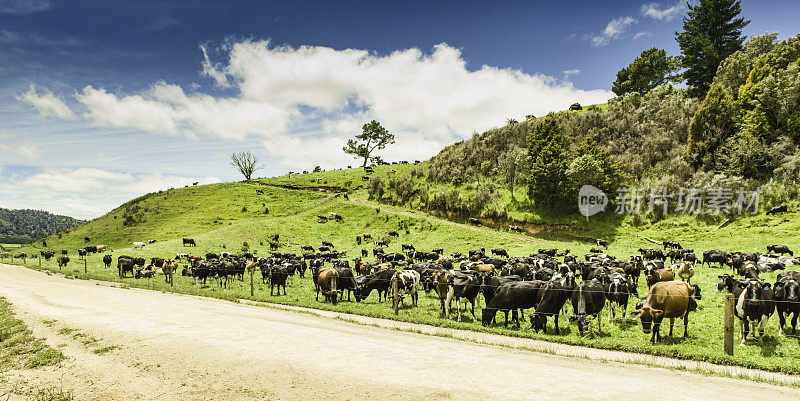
[
  {"x1": 161, "y1": 259, "x2": 178, "y2": 285},
  {"x1": 316, "y1": 267, "x2": 340, "y2": 304},
  {"x1": 474, "y1": 264, "x2": 495, "y2": 276},
  {"x1": 355, "y1": 260, "x2": 372, "y2": 276},
  {"x1": 432, "y1": 270, "x2": 452, "y2": 314},
  {"x1": 362, "y1": 233, "x2": 373, "y2": 241},
  {"x1": 632, "y1": 281, "x2": 701, "y2": 343},
  {"x1": 646, "y1": 268, "x2": 675, "y2": 288},
  {"x1": 674, "y1": 262, "x2": 694, "y2": 283}
]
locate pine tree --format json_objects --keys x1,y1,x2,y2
[{"x1": 676, "y1": 0, "x2": 749, "y2": 98}]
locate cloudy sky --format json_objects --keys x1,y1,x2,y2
[{"x1": 1, "y1": 0, "x2": 798, "y2": 219}]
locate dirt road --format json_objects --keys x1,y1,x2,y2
[{"x1": 0, "y1": 264, "x2": 797, "y2": 400}]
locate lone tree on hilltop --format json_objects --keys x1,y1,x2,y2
[
  {"x1": 612, "y1": 47, "x2": 680, "y2": 96},
  {"x1": 676, "y1": 0, "x2": 749, "y2": 98},
  {"x1": 343, "y1": 120, "x2": 395, "y2": 167},
  {"x1": 230, "y1": 151, "x2": 263, "y2": 180}
]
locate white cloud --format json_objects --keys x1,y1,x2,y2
[
  {"x1": 563, "y1": 69, "x2": 581, "y2": 77},
  {"x1": 633, "y1": 31, "x2": 653, "y2": 40},
  {"x1": 200, "y1": 44, "x2": 230, "y2": 87},
  {"x1": 589, "y1": 16, "x2": 636, "y2": 47},
  {"x1": 0, "y1": 0, "x2": 51, "y2": 15},
  {"x1": 641, "y1": 1, "x2": 687, "y2": 21},
  {"x1": 0, "y1": 168, "x2": 221, "y2": 218},
  {"x1": 17, "y1": 85, "x2": 77, "y2": 120},
  {"x1": 30, "y1": 41, "x2": 613, "y2": 169},
  {"x1": 0, "y1": 132, "x2": 41, "y2": 160}
]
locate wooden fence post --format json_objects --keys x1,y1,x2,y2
[
  {"x1": 392, "y1": 277, "x2": 399, "y2": 315},
  {"x1": 84, "y1": 258, "x2": 88, "y2": 274},
  {"x1": 250, "y1": 269, "x2": 254, "y2": 297},
  {"x1": 724, "y1": 294, "x2": 734, "y2": 356},
  {"x1": 39, "y1": 254, "x2": 42, "y2": 268}
]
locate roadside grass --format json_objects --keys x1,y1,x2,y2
[
  {"x1": 0, "y1": 298, "x2": 65, "y2": 370},
  {"x1": 92, "y1": 346, "x2": 117, "y2": 355},
  {"x1": 7, "y1": 179, "x2": 800, "y2": 374},
  {"x1": 30, "y1": 385, "x2": 74, "y2": 401}
]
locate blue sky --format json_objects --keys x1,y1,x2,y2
[{"x1": 1, "y1": 0, "x2": 798, "y2": 219}]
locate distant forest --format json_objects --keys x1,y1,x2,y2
[{"x1": 0, "y1": 208, "x2": 84, "y2": 244}]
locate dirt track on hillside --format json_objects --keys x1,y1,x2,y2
[
  {"x1": 1, "y1": 264, "x2": 798, "y2": 400},
  {"x1": 348, "y1": 198, "x2": 549, "y2": 245}
]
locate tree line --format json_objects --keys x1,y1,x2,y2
[{"x1": 0, "y1": 208, "x2": 84, "y2": 244}]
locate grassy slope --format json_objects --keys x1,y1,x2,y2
[{"x1": 5, "y1": 169, "x2": 800, "y2": 374}]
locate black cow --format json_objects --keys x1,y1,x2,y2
[
  {"x1": 736, "y1": 279, "x2": 775, "y2": 345},
  {"x1": 270, "y1": 266, "x2": 288, "y2": 295},
  {"x1": 182, "y1": 238, "x2": 196, "y2": 247},
  {"x1": 103, "y1": 254, "x2": 112, "y2": 268},
  {"x1": 766, "y1": 204, "x2": 788, "y2": 215},
  {"x1": 117, "y1": 257, "x2": 135, "y2": 278},
  {"x1": 480, "y1": 275, "x2": 521, "y2": 309},
  {"x1": 57, "y1": 256, "x2": 70, "y2": 269},
  {"x1": 571, "y1": 279, "x2": 606, "y2": 336},
  {"x1": 491, "y1": 248, "x2": 509, "y2": 258},
  {"x1": 61, "y1": 250, "x2": 68, "y2": 255},
  {"x1": 446, "y1": 272, "x2": 481, "y2": 322},
  {"x1": 77, "y1": 249, "x2": 88, "y2": 258},
  {"x1": 402, "y1": 244, "x2": 415, "y2": 252},
  {"x1": 270, "y1": 242, "x2": 280, "y2": 251},
  {"x1": 322, "y1": 241, "x2": 334, "y2": 248},
  {"x1": 335, "y1": 267, "x2": 357, "y2": 301},
  {"x1": 468, "y1": 218, "x2": 482, "y2": 226},
  {"x1": 538, "y1": 249, "x2": 557, "y2": 257},
  {"x1": 387, "y1": 231, "x2": 399, "y2": 238},
  {"x1": 356, "y1": 235, "x2": 362, "y2": 245},
  {"x1": 84, "y1": 236, "x2": 90, "y2": 243},
  {"x1": 605, "y1": 273, "x2": 637, "y2": 321},
  {"x1": 767, "y1": 245, "x2": 793, "y2": 256},
  {"x1": 702, "y1": 250, "x2": 730, "y2": 268},
  {"x1": 774, "y1": 271, "x2": 800, "y2": 335},
  {"x1": 530, "y1": 279, "x2": 571, "y2": 334},
  {"x1": 481, "y1": 281, "x2": 544, "y2": 328},
  {"x1": 354, "y1": 268, "x2": 395, "y2": 302},
  {"x1": 361, "y1": 249, "x2": 369, "y2": 258},
  {"x1": 596, "y1": 239, "x2": 609, "y2": 249},
  {"x1": 638, "y1": 248, "x2": 664, "y2": 261},
  {"x1": 301, "y1": 245, "x2": 314, "y2": 252},
  {"x1": 432, "y1": 248, "x2": 444, "y2": 255}
]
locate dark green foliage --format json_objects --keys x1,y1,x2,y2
[
  {"x1": 676, "y1": 0, "x2": 750, "y2": 98},
  {"x1": 122, "y1": 203, "x2": 147, "y2": 227},
  {"x1": 526, "y1": 117, "x2": 571, "y2": 210},
  {"x1": 343, "y1": 120, "x2": 395, "y2": 167},
  {"x1": 366, "y1": 177, "x2": 386, "y2": 200},
  {"x1": 0, "y1": 208, "x2": 84, "y2": 243},
  {"x1": 573, "y1": 140, "x2": 626, "y2": 196},
  {"x1": 689, "y1": 83, "x2": 740, "y2": 168},
  {"x1": 388, "y1": 174, "x2": 415, "y2": 203},
  {"x1": 612, "y1": 47, "x2": 680, "y2": 96}
]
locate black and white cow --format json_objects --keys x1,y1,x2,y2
[{"x1": 735, "y1": 279, "x2": 776, "y2": 345}]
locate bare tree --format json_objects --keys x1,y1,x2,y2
[{"x1": 230, "y1": 151, "x2": 263, "y2": 180}]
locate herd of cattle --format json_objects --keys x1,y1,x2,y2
[{"x1": 11, "y1": 234, "x2": 800, "y2": 346}]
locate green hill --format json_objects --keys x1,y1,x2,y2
[{"x1": 5, "y1": 169, "x2": 800, "y2": 374}]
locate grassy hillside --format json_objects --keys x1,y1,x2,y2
[
  {"x1": 39, "y1": 182, "x2": 326, "y2": 251},
  {"x1": 4, "y1": 175, "x2": 800, "y2": 375}
]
